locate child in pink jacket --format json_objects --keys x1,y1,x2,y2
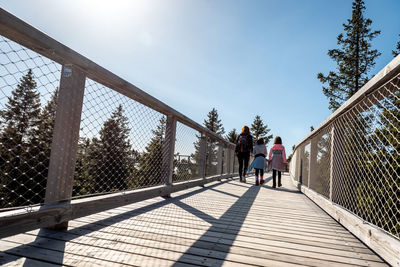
[{"x1": 268, "y1": 136, "x2": 287, "y2": 188}]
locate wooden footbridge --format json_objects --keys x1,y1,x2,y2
[
  {"x1": 0, "y1": 175, "x2": 389, "y2": 266},
  {"x1": 0, "y1": 8, "x2": 399, "y2": 267}
]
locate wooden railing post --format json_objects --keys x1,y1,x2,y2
[
  {"x1": 198, "y1": 133, "x2": 207, "y2": 182},
  {"x1": 161, "y1": 115, "x2": 177, "y2": 197},
  {"x1": 45, "y1": 64, "x2": 86, "y2": 229},
  {"x1": 216, "y1": 144, "x2": 223, "y2": 180},
  {"x1": 309, "y1": 139, "x2": 317, "y2": 189}
]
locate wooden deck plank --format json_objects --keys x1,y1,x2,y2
[
  {"x1": 63, "y1": 220, "x2": 383, "y2": 264},
  {"x1": 68, "y1": 215, "x2": 377, "y2": 257},
  {"x1": 0, "y1": 174, "x2": 388, "y2": 266},
  {"x1": 0, "y1": 252, "x2": 61, "y2": 267},
  {"x1": 102, "y1": 205, "x2": 359, "y2": 239},
  {"x1": 72, "y1": 212, "x2": 369, "y2": 250}
]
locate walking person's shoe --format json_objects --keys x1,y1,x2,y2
[
  {"x1": 255, "y1": 180, "x2": 259, "y2": 186},
  {"x1": 260, "y1": 177, "x2": 264, "y2": 184},
  {"x1": 278, "y1": 183, "x2": 282, "y2": 187},
  {"x1": 272, "y1": 184, "x2": 276, "y2": 188}
]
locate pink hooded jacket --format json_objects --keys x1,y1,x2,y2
[{"x1": 268, "y1": 144, "x2": 287, "y2": 171}]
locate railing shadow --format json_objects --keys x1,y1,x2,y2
[
  {"x1": 0, "y1": 178, "x2": 236, "y2": 265},
  {"x1": 172, "y1": 183, "x2": 261, "y2": 266}
]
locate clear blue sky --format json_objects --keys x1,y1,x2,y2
[{"x1": 1, "y1": 0, "x2": 399, "y2": 153}]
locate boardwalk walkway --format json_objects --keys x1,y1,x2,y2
[{"x1": 0, "y1": 174, "x2": 388, "y2": 266}]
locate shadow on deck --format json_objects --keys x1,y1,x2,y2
[{"x1": 0, "y1": 174, "x2": 388, "y2": 266}]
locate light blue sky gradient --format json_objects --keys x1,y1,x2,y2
[{"x1": 1, "y1": 0, "x2": 399, "y2": 153}]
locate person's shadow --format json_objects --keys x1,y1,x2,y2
[{"x1": 172, "y1": 183, "x2": 261, "y2": 266}]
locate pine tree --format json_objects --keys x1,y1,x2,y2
[
  {"x1": 173, "y1": 154, "x2": 192, "y2": 182},
  {"x1": 393, "y1": 34, "x2": 400, "y2": 57},
  {"x1": 250, "y1": 115, "x2": 272, "y2": 145},
  {"x1": 225, "y1": 128, "x2": 238, "y2": 143},
  {"x1": 85, "y1": 105, "x2": 133, "y2": 193},
  {"x1": 73, "y1": 137, "x2": 91, "y2": 196},
  {"x1": 192, "y1": 108, "x2": 225, "y2": 176},
  {"x1": 317, "y1": 0, "x2": 381, "y2": 111},
  {"x1": 28, "y1": 88, "x2": 59, "y2": 204},
  {"x1": 0, "y1": 69, "x2": 41, "y2": 208},
  {"x1": 133, "y1": 117, "x2": 166, "y2": 187}
]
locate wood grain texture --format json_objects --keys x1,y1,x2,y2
[
  {"x1": 1, "y1": 174, "x2": 389, "y2": 266},
  {"x1": 44, "y1": 65, "x2": 86, "y2": 229},
  {"x1": 0, "y1": 174, "x2": 237, "y2": 239}
]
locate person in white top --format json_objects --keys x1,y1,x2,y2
[{"x1": 250, "y1": 137, "x2": 267, "y2": 186}]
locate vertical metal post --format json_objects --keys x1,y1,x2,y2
[
  {"x1": 198, "y1": 133, "x2": 207, "y2": 182},
  {"x1": 45, "y1": 64, "x2": 86, "y2": 229},
  {"x1": 309, "y1": 138, "x2": 317, "y2": 189},
  {"x1": 216, "y1": 144, "x2": 223, "y2": 180},
  {"x1": 161, "y1": 115, "x2": 176, "y2": 197}
]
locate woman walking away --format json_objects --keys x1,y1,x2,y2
[
  {"x1": 268, "y1": 136, "x2": 287, "y2": 188},
  {"x1": 250, "y1": 137, "x2": 267, "y2": 186},
  {"x1": 235, "y1": 126, "x2": 253, "y2": 182}
]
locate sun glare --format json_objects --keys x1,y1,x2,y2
[{"x1": 77, "y1": 0, "x2": 149, "y2": 22}]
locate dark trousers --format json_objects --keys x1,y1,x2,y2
[
  {"x1": 255, "y1": 168, "x2": 264, "y2": 177},
  {"x1": 237, "y1": 152, "x2": 250, "y2": 180},
  {"x1": 272, "y1": 169, "x2": 281, "y2": 187}
]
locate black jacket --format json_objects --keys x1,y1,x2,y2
[{"x1": 235, "y1": 133, "x2": 253, "y2": 153}]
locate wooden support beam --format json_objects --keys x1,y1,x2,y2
[
  {"x1": 161, "y1": 115, "x2": 177, "y2": 197},
  {"x1": 216, "y1": 145, "x2": 223, "y2": 180},
  {"x1": 44, "y1": 64, "x2": 86, "y2": 229},
  {"x1": 198, "y1": 134, "x2": 207, "y2": 181}
]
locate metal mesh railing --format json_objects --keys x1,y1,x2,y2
[
  {"x1": 205, "y1": 136, "x2": 219, "y2": 177},
  {"x1": 0, "y1": 36, "x2": 61, "y2": 209},
  {"x1": 0, "y1": 11, "x2": 236, "y2": 215},
  {"x1": 311, "y1": 124, "x2": 332, "y2": 198},
  {"x1": 73, "y1": 79, "x2": 168, "y2": 197},
  {"x1": 173, "y1": 122, "x2": 200, "y2": 182},
  {"x1": 290, "y1": 67, "x2": 400, "y2": 239}
]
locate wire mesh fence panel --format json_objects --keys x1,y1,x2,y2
[
  {"x1": 73, "y1": 78, "x2": 167, "y2": 198},
  {"x1": 293, "y1": 148, "x2": 301, "y2": 182},
  {"x1": 310, "y1": 125, "x2": 332, "y2": 198},
  {"x1": 331, "y1": 73, "x2": 400, "y2": 239},
  {"x1": 233, "y1": 152, "x2": 239, "y2": 174},
  {"x1": 173, "y1": 122, "x2": 200, "y2": 182},
  {"x1": 205, "y1": 136, "x2": 219, "y2": 177},
  {"x1": 289, "y1": 148, "x2": 298, "y2": 181},
  {"x1": 299, "y1": 143, "x2": 310, "y2": 187},
  {"x1": 0, "y1": 35, "x2": 61, "y2": 210},
  {"x1": 222, "y1": 148, "x2": 234, "y2": 174}
]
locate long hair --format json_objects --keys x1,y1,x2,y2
[
  {"x1": 241, "y1": 126, "x2": 250, "y2": 135},
  {"x1": 274, "y1": 136, "x2": 282, "y2": 145}
]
